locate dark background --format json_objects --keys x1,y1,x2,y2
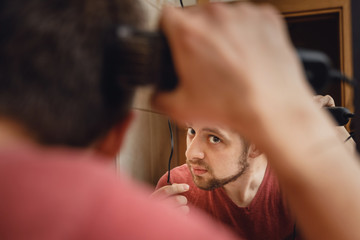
[
  {"x1": 352, "y1": 0, "x2": 359, "y2": 83},
  {"x1": 351, "y1": 0, "x2": 360, "y2": 151}
]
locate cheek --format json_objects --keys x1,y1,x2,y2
[{"x1": 208, "y1": 152, "x2": 241, "y2": 177}]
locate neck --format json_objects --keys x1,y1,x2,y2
[
  {"x1": 0, "y1": 117, "x2": 97, "y2": 156},
  {"x1": 223, "y1": 155, "x2": 268, "y2": 207}
]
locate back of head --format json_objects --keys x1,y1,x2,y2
[{"x1": 0, "y1": 0, "x2": 143, "y2": 147}]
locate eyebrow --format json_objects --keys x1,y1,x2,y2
[{"x1": 202, "y1": 128, "x2": 229, "y2": 141}]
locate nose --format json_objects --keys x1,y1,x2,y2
[{"x1": 185, "y1": 136, "x2": 205, "y2": 160}]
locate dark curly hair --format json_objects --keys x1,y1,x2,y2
[{"x1": 0, "y1": 0, "x2": 143, "y2": 147}]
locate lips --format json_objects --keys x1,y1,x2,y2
[{"x1": 192, "y1": 167, "x2": 208, "y2": 175}]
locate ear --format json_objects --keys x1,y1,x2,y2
[
  {"x1": 94, "y1": 112, "x2": 134, "y2": 158},
  {"x1": 247, "y1": 143, "x2": 262, "y2": 159}
]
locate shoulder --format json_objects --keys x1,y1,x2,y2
[
  {"x1": 262, "y1": 165, "x2": 281, "y2": 191},
  {"x1": 0, "y1": 150, "x2": 238, "y2": 240},
  {"x1": 260, "y1": 165, "x2": 292, "y2": 212},
  {"x1": 170, "y1": 164, "x2": 192, "y2": 181}
]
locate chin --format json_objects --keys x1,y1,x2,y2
[
  {"x1": 193, "y1": 177, "x2": 208, "y2": 189},
  {"x1": 193, "y1": 178, "x2": 215, "y2": 191}
]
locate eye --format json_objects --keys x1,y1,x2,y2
[
  {"x1": 187, "y1": 127, "x2": 195, "y2": 136},
  {"x1": 209, "y1": 135, "x2": 221, "y2": 144}
]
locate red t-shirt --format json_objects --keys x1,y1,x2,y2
[
  {"x1": 0, "y1": 146, "x2": 240, "y2": 240},
  {"x1": 156, "y1": 164, "x2": 296, "y2": 240}
]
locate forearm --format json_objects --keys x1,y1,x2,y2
[
  {"x1": 251, "y1": 94, "x2": 360, "y2": 240},
  {"x1": 336, "y1": 126, "x2": 356, "y2": 153}
]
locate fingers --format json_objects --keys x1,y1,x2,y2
[
  {"x1": 175, "y1": 195, "x2": 188, "y2": 206},
  {"x1": 151, "y1": 184, "x2": 190, "y2": 213},
  {"x1": 313, "y1": 95, "x2": 336, "y2": 108},
  {"x1": 159, "y1": 6, "x2": 183, "y2": 41},
  {"x1": 151, "y1": 183, "x2": 190, "y2": 199},
  {"x1": 168, "y1": 193, "x2": 189, "y2": 214},
  {"x1": 164, "y1": 183, "x2": 190, "y2": 195},
  {"x1": 151, "y1": 90, "x2": 183, "y2": 122},
  {"x1": 179, "y1": 205, "x2": 190, "y2": 215},
  {"x1": 155, "y1": 2, "x2": 306, "y2": 141}
]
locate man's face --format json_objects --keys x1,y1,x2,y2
[{"x1": 185, "y1": 123, "x2": 249, "y2": 190}]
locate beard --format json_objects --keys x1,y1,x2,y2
[{"x1": 186, "y1": 153, "x2": 249, "y2": 191}]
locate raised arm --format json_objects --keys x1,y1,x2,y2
[{"x1": 153, "y1": 3, "x2": 360, "y2": 240}]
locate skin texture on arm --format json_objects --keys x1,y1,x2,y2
[
  {"x1": 313, "y1": 95, "x2": 356, "y2": 153},
  {"x1": 153, "y1": 3, "x2": 360, "y2": 240}
]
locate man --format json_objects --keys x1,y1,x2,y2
[
  {"x1": 1, "y1": 1, "x2": 360, "y2": 240},
  {"x1": 0, "y1": 0, "x2": 240, "y2": 239},
  {"x1": 155, "y1": 93, "x2": 355, "y2": 239},
  {"x1": 155, "y1": 123, "x2": 295, "y2": 239}
]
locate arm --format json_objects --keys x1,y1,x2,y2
[{"x1": 153, "y1": 3, "x2": 360, "y2": 240}]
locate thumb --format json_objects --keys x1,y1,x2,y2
[
  {"x1": 160, "y1": 6, "x2": 186, "y2": 42},
  {"x1": 151, "y1": 89, "x2": 189, "y2": 123}
]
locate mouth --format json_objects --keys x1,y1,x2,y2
[{"x1": 191, "y1": 166, "x2": 208, "y2": 176}]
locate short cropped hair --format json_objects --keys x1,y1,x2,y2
[{"x1": 0, "y1": 0, "x2": 143, "y2": 146}]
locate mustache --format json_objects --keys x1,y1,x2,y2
[{"x1": 186, "y1": 159, "x2": 210, "y2": 170}]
